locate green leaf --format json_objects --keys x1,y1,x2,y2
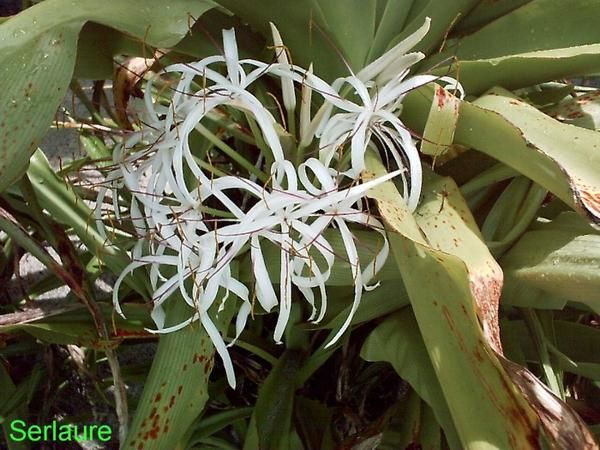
[
  {"x1": 246, "y1": 350, "x2": 303, "y2": 450},
  {"x1": 365, "y1": 153, "x2": 598, "y2": 448},
  {"x1": 436, "y1": 45, "x2": 600, "y2": 95},
  {"x1": 212, "y1": 0, "x2": 346, "y2": 80},
  {"x1": 214, "y1": 0, "x2": 439, "y2": 80},
  {"x1": 361, "y1": 308, "x2": 460, "y2": 449},
  {"x1": 0, "y1": 364, "x2": 31, "y2": 450},
  {"x1": 364, "y1": 152, "x2": 545, "y2": 448},
  {"x1": 0, "y1": 0, "x2": 214, "y2": 192},
  {"x1": 293, "y1": 396, "x2": 333, "y2": 450},
  {"x1": 425, "y1": 0, "x2": 600, "y2": 93},
  {"x1": 390, "y1": 0, "x2": 480, "y2": 55},
  {"x1": 378, "y1": 389, "x2": 443, "y2": 450},
  {"x1": 404, "y1": 85, "x2": 600, "y2": 226},
  {"x1": 0, "y1": 24, "x2": 76, "y2": 192},
  {"x1": 453, "y1": 0, "x2": 534, "y2": 33},
  {"x1": 187, "y1": 407, "x2": 253, "y2": 446},
  {"x1": 501, "y1": 212, "x2": 600, "y2": 313},
  {"x1": 26, "y1": 150, "x2": 147, "y2": 294},
  {"x1": 122, "y1": 297, "x2": 215, "y2": 450},
  {"x1": 367, "y1": 0, "x2": 414, "y2": 61},
  {"x1": 503, "y1": 319, "x2": 600, "y2": 380},
  {"x1": 551, "y1": 320, "x2": 600, "y2": 364},
  {"x1": 420, "y1": 85, "x2": 460, "y2": 158},
  {"x1": 546, "y1": 89, "x2": 600, "y2": 130},
  {"x1": 0, "y1": 304, "x2": 153, "y2": 347},
  {"x1": 317, "y1": 0, "x2": 377, "y2": 70},
  {"x1": 0, "y1": 206, "x2": 60, "y2": 272},
  {"x1": 319, "y1": 277, "x2": 408, "y2": 331},
  {"x1": 0, "y1": 365, "x2": 44, "y2": 420},
  {"x1": 379, "y1": 390, "x2": 422, "y2": 450},
  {"x1": 74, "y1": 22, "x2": 152, "y2": 80},
  {"x1": 442, "y1": 0, "x2": 600, "y2": 60}
]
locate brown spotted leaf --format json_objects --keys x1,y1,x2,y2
[
  {"x1": 501, "y1": 358, "x2": 598, "y2": 449},
  {"x1": 459, "y1": 87, "x2": 600, "y2": 226},
  {"x1": 404, "y1": 85, "x2": 600, "y2": 227},
  {"x1": 421, "y1": 85, "x2": 461, "y2": 161},
  {"x1": 123, "y1": 298, "x2": 215, "y2": 450},
  {"x1": 416, "y1": 170, "x2": 504, "y2": 353},
  {"x1": 0, "y1": 0, "x2": 214, "y2": 192},
  {"x1": 364, "y1": 152, "x2": 598, "y2": 448},
  {"x1": 546, "y1": 89, "x2": 600, "y2": 130},
  {"x1": 364, "y1": 152, "x2": 541, "y2": 448}
]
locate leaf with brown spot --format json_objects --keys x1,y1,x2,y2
[
  {"x1": 546, "y1": 89, "x2": 600, "y2": 130},
  {"x1": 404, "y1": 85, "x2": 600, "y2": 227},
  {"x1": 362, "y1": 152, "x2": 598, "y2": 448},
  {"x1": 0, "y1": 0, "x2": 214, "y2": 192},
  {"x1": 123, "y1": 297, "x2": 215, "y2": 450},
  {"x1": 421, "y1": 85, "x2": 461, "y2": 163},
  {"x1": 417, "y1": 169, "x2": 504, "y2": 353}
]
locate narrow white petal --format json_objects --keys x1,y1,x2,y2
[
  {"x1": 325, "y1": 220, "x2": 362, "y2": 347},
  {"x1": 357, "y1": 17, "x2": 431, "y2": 83},
  {"x1": 273, "y1": 223, "x2": 292, "y2": 343},
  {"x1": 269, "y1": 22, "x2": 296, "y2": 111}
]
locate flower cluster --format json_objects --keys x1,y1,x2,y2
[{"x1": 99, "y1": 19, "x2": 462, "y2": 387}]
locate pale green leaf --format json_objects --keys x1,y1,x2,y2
[
  {"x1": 501, "y1": 212, "x2": 600, "y2": 313},
  {"x1": 546, "y1": 89, "x2": 600, "y2": 130},
  {"x1": 361, "y1": 308, "x2": 460, "y2": 448},
  {"x1": 365, "y1": 153, "x2": 597, "y2": 448},
  {"x1": 0, "y1": 0, "x2": 214, "y2": 192},
  {"x1": 404, "y1": 85, "x2": 600, "y2": 225}
]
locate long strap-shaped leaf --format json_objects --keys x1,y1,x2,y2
[
  {"x1": 364, "y1": 152, "x2": 597, "y2": 449},
  {"x1": 403, "y1": 85, "x2": 600, "y2": 227},
  {"x1": 0, "y1": 0, "x2": 214, "y2": 192},
  {"x1": 426, "y1": 0, "x2": 600, "y2": 94},
  {"x1": 122, "y1": 298, "x2": 214, "y2": 450}
]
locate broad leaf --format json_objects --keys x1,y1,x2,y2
[
  {"x1": 404, "y1": 86, "x2": 600, "y2": 225},
  {"x1": 436, "y1": 45, "x2": 600, "y2": 95},
  {"x1": 546, "y1": 89, "x2": 600, "y2": 130},
  {"x1": 122, "y1": 298, "x2": 215, "y2": 449},
  {"x1": 0, "y1": 304, "x2": 152, "y2": 348},
  {"x1": 392, "y1": 0, "x2": 480, "y2": 55},
  {"x1": 503, "y1": 319, "x2": 600, "y2": 380},
  {"x1": 501, "y1": 212, "x2": 600, "y2": 313},
  {"x1": 453, "y1": 0, "x2": 534, "y2": 32},
  {"x1": 442, "y1": 0, "x2": 600, "y2": 60},
  {"x1": 361, "y1": 308, "x2": 460, "y2": 448},
  {"x1": 0, "y1": 0, "x2": 214, "y2": 192},
  {"x1": 245, "y1": 350, "x2": 303, "y2": 450},
  {"x1": 427, "y1": 0, "x2": 600, "y2": 93},
  {"x1": 365, "y1": 152, "x2": 596, "y2": 448},
  {"x1": 420, "y1": 85, "x2": 460, "y2": 158}
]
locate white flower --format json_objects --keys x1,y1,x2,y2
[
  {"x1": 100, "y1": 20, "x2": 462, "y2": 389},
  {"x1": 312, "y1": 18, "x2": 463, "y2": 211},
  {"x1": 110, "y1": 159, "x2": 395, "y2": 387}
]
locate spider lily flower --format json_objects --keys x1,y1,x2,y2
[
  {"x1": 312, "y1": 21, "x2": 463, "y2": 211},
  {"x1": 299, "y1": 63, "x2": 314, "y2": 146},
  {"x1": 132, "y1": 27, "x2": 294, "y2": 210},
  {"x1": 111, "y1": 159, "x2": 396, "y2": 388},
  {"x1": 356, "y1": 18, "x2": 431, "y2": 85},
  {"x1": 316, "y1": 72, "x2": 427, "y2": 210},
  {"x1": 111, "y1": 174, "x2": 253, "y2": 388},
  {"x1": 103, "y1": 24, "x2": 413, "y2": 389},
  {"x1": 193, "y1": 159, "x2": 397, "y2": 348}
]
